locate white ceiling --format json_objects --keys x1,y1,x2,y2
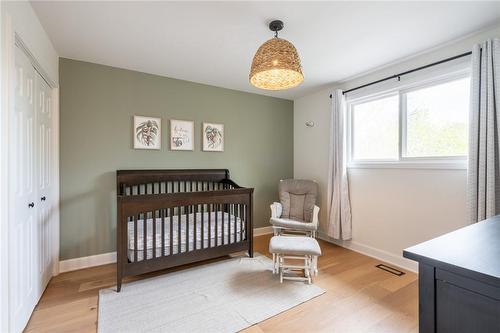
[{"x1": 31, "y1": 1, "x2": 500, "y2": 100}]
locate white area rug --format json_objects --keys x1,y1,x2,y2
[{"x1": 98, "y1": 255, "x2": 325, "y2": 333}]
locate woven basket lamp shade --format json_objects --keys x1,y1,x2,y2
[{"x1": 250, "y1": 20, "x2": 304, "y2": 90}]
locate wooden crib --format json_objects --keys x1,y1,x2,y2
[{"x1": 116, "y1": 169, "x2": 254, "y2": 292}]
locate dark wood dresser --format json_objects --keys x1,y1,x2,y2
[{"x1": 403, "y1": 216, "x2": 500, "y2": 333}]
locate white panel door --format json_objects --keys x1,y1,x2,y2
[
  {"x1": 10, "y1": 46, "x2": 38, "y2": 333},
  {"x1": 36, "y1": 74, "x2": 54, "y2": 290}
]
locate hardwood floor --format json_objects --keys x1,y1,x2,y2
[{"x1": 25, "y1": 235, "x2": 418, "y2": 333}]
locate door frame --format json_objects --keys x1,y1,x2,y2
[{"x1": 0, "y1": 14, "x2": 60, "y2": 332}]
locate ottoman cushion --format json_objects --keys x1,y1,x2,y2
[
  {"x1": 269, "y1": 236, "x2": 322, "y2": 256},
  {"x1": 270, "y1": 217, "x2": 317, "y2": 231}
]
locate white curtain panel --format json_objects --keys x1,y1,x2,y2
[
  {"x1": 327, "y1": 90, "x2": 352, "y2": 240},
  {"x1": 467, "y1": 38, "x2": 500, "y2": 223}
]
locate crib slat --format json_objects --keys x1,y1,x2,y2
[
  {"x1": 178, "y1": 206, "x2": 181, "y2": 254},
  {"x1": 243, "y1": 204, "x2": 246, "y2": 240},
  {"x1": 208, "y1": 204, "x2": 212, "y2": 248},
  {"x1": 234, "y1": 204, "x2": 237, "y2": 243},
  {"x1": 143, "y1": 213, "x2": 147, "y2": 260},
  {"x1": 161, "y1": 209, "x2": 165, "y2": 257},
  {"x1": 201, "y1": 204, "x2": 205, "y2": 249},
  {"x1": 134, "y1": 215, "x2": 138, "y2": 262},
  {"x1": 229, "y1": 204, "x2": 232, "y2": 244},
  {"x1": 222, "y1": 204, "x2": 225, "y2": 245},
  {"x1": 215, "y1": 204, "x2": 218, "y2": 246},
  {"x1": 235, "y1": 204, "x2": 239, "y2": 242},
  {"x1": 185, "y1": 206, "x2": 189, "y2": 252},
  {"x1": 152, "y1": 210, "x2": 157, "y2": 258},
  {"x1": 240, "y1": 204, "x2": 243, "y2": 242},
  {"x1": 234, "y1": 204, "x2": 238, "y2": 243},
  {"x1": 231, "y1": 204, "x2": 238, "y2": 243},
  {"x1": 169, "y1": 208, "x2": 173, "y2": 255},
  {"x1": 194, "y1": 204, "x2": 197, "y2": 250}
]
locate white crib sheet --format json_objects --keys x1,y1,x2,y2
[{"x1": 127, "y1": 211, "x2": 244, "y2": 261}]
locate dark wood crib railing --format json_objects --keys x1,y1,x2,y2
[{"x1": 116, "y1": 169, "x2": 254, "y2": 291}]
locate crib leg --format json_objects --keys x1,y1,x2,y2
[{"x1": 117, "y1": 270, "x2": 122, "y2": 292}]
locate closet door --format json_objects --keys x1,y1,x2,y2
[
  {"x1": 36, "y1": 74, "x2": 54, "y2": 289},
  {"x1": 10, "y1": 46, "x2": 38, "y2": 333}
]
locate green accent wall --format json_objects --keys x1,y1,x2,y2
[{"x1": 59, "y1": 58, "x2": 293, "y2": 260}]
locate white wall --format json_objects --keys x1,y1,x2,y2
[
  {"x1": 294, "y1": 23, "x2": 500, "y2": 272},
  {"x1": 0, "y1": 2, "x2": 58, "y2": 332}
]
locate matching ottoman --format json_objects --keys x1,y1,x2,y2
[{"x1": 269, "y1": 236, "x2": 322, "y2": 284}]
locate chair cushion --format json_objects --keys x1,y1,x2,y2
[
  {"x1": 269, "y1": 236, "x2": 322, "y2": 256},
  {"x1": 279, "y1": 179, "x2": 318, "y2": 222},
  {"x1": 270, "y1": 217, "x2": 318, "y2": 231}
]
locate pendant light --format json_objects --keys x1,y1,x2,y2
[{"x1": 249, "y1": 20, "x2": 304, "y2": 90}]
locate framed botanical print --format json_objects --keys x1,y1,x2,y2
[
  {"x1": 202, "y1": 122, "x2": 224, "y2": 152},
  {"x1": 170, "y1": 119, "x2": 194, "y2": 151},
  {"x1": 133, "y1": 116, "x2": 161, "y2": 150}
]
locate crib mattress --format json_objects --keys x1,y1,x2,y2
[{"x1": 127, "y1": 211, "x2": 244, "y2": 261}]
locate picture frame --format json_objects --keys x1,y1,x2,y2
[
  {"x1": 133, "y1": 115, "x2": 161, "y2": 150},
  {"x1": 202, "y1": 122, "x2": 224, "y2": 152},
  {"x1": 170, "y1": 119, "x2": 194, "y2": 151}
]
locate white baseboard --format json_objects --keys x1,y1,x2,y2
[
  {"x1": 59, "y1": 251, "x2": 116, "y2": 273},
  {"x1": 317, "y1": 231, "x2": 418, "y2": 273},
  {"x1": 59, "y1": 227, "x2": 274, "y2": 273},
  {"x1": 253, "y1": 226, "x2": 273, "y2": 236}
]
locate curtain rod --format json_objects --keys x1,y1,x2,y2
[{"x1": 329, "y1": 51, "x2": 472, "y2": 98}]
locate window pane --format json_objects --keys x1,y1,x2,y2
[
  {"x1": 405, "y1": 77, "x2": 470, "y2": 157},
  {"x1": 352, "y1": 95, "x2": 399, "y2": 160}
]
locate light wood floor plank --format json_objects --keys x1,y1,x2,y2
[{"x1": 25, "y1": 235, "x2": 417, "y2": 332}]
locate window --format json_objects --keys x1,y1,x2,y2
[
  {"x1": 348, "y1": 73, "x2": 470, "y2": 167},
  {"x1": 352, "y1": 94, "x2": 399, "y2": 160},
  {"x1": 404, "y1": 78, "x2": 469, "y2": 158}
]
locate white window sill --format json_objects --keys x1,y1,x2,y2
[{"x1": 347, "y1": 160, "x2": 467, "y2": 170}]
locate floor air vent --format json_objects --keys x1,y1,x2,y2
[{"x1": 376, "y1": 264, "x2": 405, "y2": 276}]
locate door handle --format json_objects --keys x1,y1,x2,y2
[
  {"x1": 41, "y1": 196, "x2": 46, "y2": 201},
  {"x1": 28, "y1": 202, "x2": 35, "y2": 208}
]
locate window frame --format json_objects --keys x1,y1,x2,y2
[{"x1": 347, "y1": 69, "x2": 470, "y2": 169}]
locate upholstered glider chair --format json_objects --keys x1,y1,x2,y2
[{"x1": 270, "y1": 179, "x2": 320, "y2": 237}]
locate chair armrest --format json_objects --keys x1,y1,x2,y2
[
  {"x1": 270, "y1": 202, "x2": 283, "y2": 218},
  {"x1": 311, "y1": 205, "x2": 320, "y2": 228}
]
